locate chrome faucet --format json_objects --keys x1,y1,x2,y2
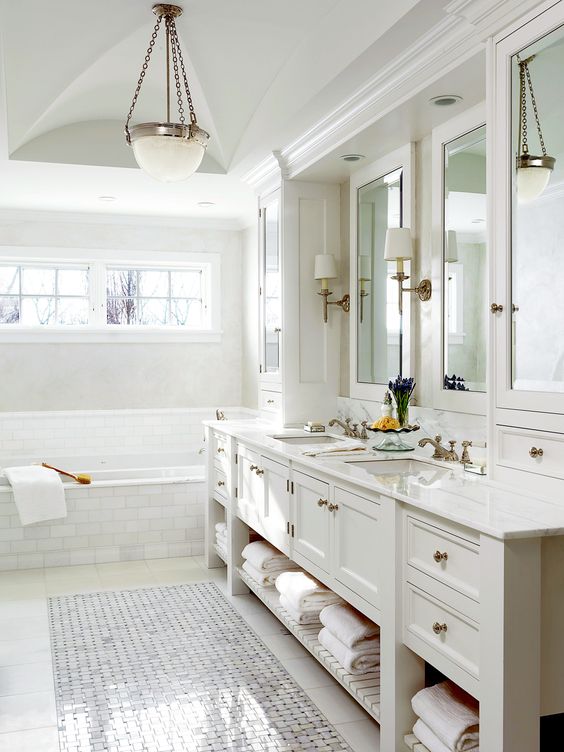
[
  {"x1": 328, "y1": 418, "x2": 358, "y2": 438},
  {"x1": 418, "y1": 435, "x2": 459, "y2": 462}
]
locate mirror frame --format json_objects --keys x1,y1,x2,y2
[
  {"x1": 431, "y1": 102, "x2": 487, "y2": 415},
  {"x1": 349, "y1": 143, "x2": 415, "y2": 402}
]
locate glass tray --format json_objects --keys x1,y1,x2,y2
[{"x1": 367, "y1": 424, "x2": 420, "y2": 452}]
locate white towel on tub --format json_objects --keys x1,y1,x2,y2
[
  {"x1": 411, "y1": 681, "x2": 479, "y2": 752},
  {"x1": 3, "y1": 465, "x2": 66, "y2": 526}
]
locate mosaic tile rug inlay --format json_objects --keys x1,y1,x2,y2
[{"x1": 49, "y1": 582, "x2": 352, "y2": 751}]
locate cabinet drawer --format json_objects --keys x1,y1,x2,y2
[
  {"x1": 406, "y1": 515, "x2": 479, "y2": 602},
  {"x1": 404, "y1": 582, "x2": 479, "y2": 680},
  {"x1": 212, "y1": 432, "x2": 230, "y2": 470},
  {"x1": 496, "y1": 425, "x2": 564, "y2": 480},
  {"x1": 260, "y1": 389, "x2": 281, "y2": 412},
  {"x1": 212, "y1": 467, "x2": 228, "y2": 499}
]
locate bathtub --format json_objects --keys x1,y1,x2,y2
[
  {"x1": 0, "y1": 451, "x2": 205, "y2": 489},
  {"x1": 0, "y1": 451, "x2": 206, "y2": 570}
]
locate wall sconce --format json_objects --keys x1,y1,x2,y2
[
  {"x1": 445, "y1": 230, "x2": 459, "y2": 263},
  {"x1": 314, "y1": 254, "x2": 350, "y2": 324},
  {"x1": 358, "y1": 255, "x2": 371, "y2": 324},
  {"x1": 384, "y1": 228, "x2": 432, "y2": 315}
]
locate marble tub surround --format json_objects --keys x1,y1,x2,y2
[
  {"x1": 205, "y1": 420, "x2": 564, "y2": 539},
  {"x1": 336, "y1": 397, "x2": 487, "y2": 447}
]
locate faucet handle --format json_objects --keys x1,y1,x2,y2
[
  {"x1": 448, "y1": 440, "x2": 457, "y2": 451},
  {"x1": 460, "y1": 440, "x2": 472, "y2": 464},
  {"x1": 434, "y1": 435, "x2": 443, "y2": 444}
]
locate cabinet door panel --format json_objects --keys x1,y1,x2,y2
[
  {"x1": 237, "y1": 446, "x2": 264, "y2": 534},
  {"x1": 333, "y1": 486, "x2": 381, "y2": 608},
  {"x1": 292, "y1": 470, "x2": 330, "y2": 573},
  {"x1": 261, "y1": 456, "x2": 290, "y2": 554}
]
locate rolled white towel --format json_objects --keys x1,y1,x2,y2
[
  {"x1": 412, "y1": 681, "x2": 479, "y2": 752},
  {"x1": 215, "y1": 521, "x2": 227, "y2": 534},
  {"x1": 279, "y1": 594, "x2": 322, "y2": 625},
  {"x1": 275, "y1": 571, "x2": 343, "y2": 612},
  {"x1": 216, "y1": 530, "x2": 227, "y2": 544},
  {"x1": 242, "y1": 560, "x2": 284, "y2": 588},
  {"x1": 319, "y1": 602, "x2": 379, "y2": 649},
  {"x1": 241, "y1": 540, "x2": 298, "y2": 573},
  {"x1": 318, "y1": 627, "x2": 380, "y2": 675},
  {"x1": 413, "y1": 719, "x2": 475, "y2": 752}
]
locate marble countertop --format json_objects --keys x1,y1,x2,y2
[{"x1": 204, "y1": 419, "x2": 564, "y2": 540}]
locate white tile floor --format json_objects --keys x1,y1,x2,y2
[{"x1": 0, "y1": 557, "x2": 381, "y2": 752}]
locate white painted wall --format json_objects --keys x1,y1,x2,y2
[{"x1": 0, "y1": 211, "x2": 244, "y2": 412}]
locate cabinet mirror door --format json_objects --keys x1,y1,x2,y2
[
  {"x1": 350, "y1": 144, "x2": 413, "y2": 400},
  {"x1": 261, "y1": 198, "x2": 281, "y2": 376},
  {"x1": 432, "y1": 105, "x2": 486, "y2": 414},
  {"x1": 443, "y1": 125, "x2": 487, "y2": 394},
  {"x1": 511, "y1": 25, "x2": 564, "y2": 394}
]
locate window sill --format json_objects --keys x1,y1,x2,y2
[{"x1": 0, "y1": 327, "x2": 223, "y2": 344}]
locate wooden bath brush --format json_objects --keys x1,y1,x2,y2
[{"x1": 41, "y1": 463, "x2": 92, "y2": 485}]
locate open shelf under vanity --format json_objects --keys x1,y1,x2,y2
[{"x1": 237, "y1": 565, "x2": 381, "y2": 723}]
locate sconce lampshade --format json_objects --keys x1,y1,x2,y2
[
  {"x1": 314, "y1": 254, "x2": 338, "y2": 281},
  {"x1": 384, "y1": 228, "x2": 413, "y2": 262},
  {"x1": 445, "y1": 230, "x2": 459, "y2": 263},
  {"x1": 359, "y1": 255, "x2": 372, "y2": 281}
]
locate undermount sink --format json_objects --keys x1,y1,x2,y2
[
  {"x1": 344, "y1": 458, "x2": 453, "y2": 485},
  {"x1": 271, "y1": 434, "x2": 344, "y2": 445}
]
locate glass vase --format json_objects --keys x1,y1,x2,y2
[{"x1": 396, "y1": 403, "x2": 409, "y2": 428}]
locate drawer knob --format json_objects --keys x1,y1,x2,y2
[
  {"x1": 267, "y1": 399, "x2": 275, "y2": 405},
  {"x1": 328, "y1": 503, "x2": 339, "y2": 512},
  {"x1": 490, "y1": 303, "x2": 503, "y2": 313},
  {"x1": 217, "y1": 480, "x2": 225, "y2": 487},
  {"x1": 433, "y1": 550, "x2": 448, "y2": 563},
  {"x1": 529, "y1": 446, "x2": 544, "y2": 458},
  {"x1": 250, "y1": 464, "x2": 259, "y2": 471},
  {"x1": 432, "y1": 622, "x2": 448, "y2": 634},
  {"x1": 317, "y1": 498, "x2": 328, "y2": 507},
  {"x1": 217, "y1": 447, "x2": 225, "y2": 454},
  {"x1": 255, "y1": 468, "x2": 264, "y2": 476}
]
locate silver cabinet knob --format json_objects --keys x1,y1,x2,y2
[
  {"x1": 529, "y1": 447, "x2": 544, "y2": 458},
  {"x1": 217, "y1": 480, "x2": 225, "y2": 487},
  {"x1": 490, "y1": 303, "x2": 503, "y2": 313},
  {"x1": 317, "y1": 498, "x2": 328, "y2": 508},
  {"x1": 432, "y1": 622, "x2": 448, "y2": 634},
  {"x1": 433, "y1": 550, "x2": 448, "y2": 563},
  {"x1": 327, "y1": 503, "x2": 339, "y2": 512}
]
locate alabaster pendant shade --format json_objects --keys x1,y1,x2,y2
[
  {"x1": 130, "y1": 123, "x2": 209, "y2": 183},
  {"x1": 314, "y1": 254, "x2": 338, "y2": 280},
  {"x1": 384, "y1": 228, "x2": 413, "y2": 261},
  {"x1": 517, "y1": 163, "x2": 553, "y2": 203}
]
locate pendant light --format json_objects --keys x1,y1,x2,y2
[
  {"x1": 124, "y1": 4, "x2": 209, "y2": 182},
  {"x1": 516, "y1": 54, "x2": 555, "y2": 203}
]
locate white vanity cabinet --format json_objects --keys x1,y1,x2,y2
[
  {"x1": 290, "y1": 469, "x2": 331, "y2": 573},
  {"x1": 236, "y1": 444, "x2": 291, "y2": 554}
]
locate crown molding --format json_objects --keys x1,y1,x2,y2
[{"x1": 242, "y1": 0, "x2": 549, "y2": 191}]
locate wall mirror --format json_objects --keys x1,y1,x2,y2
[
  {"x1": 259, "y1": 194, "x2": 281, "y2": 381},
  {"x1": 350, "y1": 144, "x2": 414, "y2": 401},
  {"x1": 510, "y1": 25, "x2": 564, "y2": 394},
  {"x1": 432, "y1": 105, "x2": 487, "y2": 414}
]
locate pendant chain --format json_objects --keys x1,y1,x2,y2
[
  {"x1": 517, "y1": 55, "x2": 547, "y2": 157},
  {"x1": 124, "y1": 11, "x2": 198, "y2": 140}
]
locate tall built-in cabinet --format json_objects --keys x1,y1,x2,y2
[
  {"x1": 257, "y1": 173, "x2": 342, "y2": 425},
  {"x1": 489, "y1": 1, "x2": 564, "y2": 499}
]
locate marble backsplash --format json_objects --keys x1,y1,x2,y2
[{"x1": 337, "y1": 396, "x2": 487, "y2": 450}]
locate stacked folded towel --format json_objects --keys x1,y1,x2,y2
[
  {"x1": 275, "y1": 570, "x2": 343, "y2": 624},
  {"x1": 411, "y1": 681, "x2": 479, "y2": 752},
  {"x1": 215, "y1": 522, "x2": 227, "y2": 557},
  {"x1": 318, "y1": 602, "x2": 380, "y2": 675},
  {"x1": 241, "y1": 540, "x2": 300, "y2": 587}
]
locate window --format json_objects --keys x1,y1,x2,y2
[
  {"x1": 0, "y1": 251, "x2": 220, "y2": 342},
  {"x1": 0, "y1": 264, "x2": 89, "y2": 325},
  {"x1": 106, "y1": 267, "x2": 205, "y2": 328}
]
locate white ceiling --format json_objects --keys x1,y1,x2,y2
[{"x1": 0, "y1": 0, "x2": 492, "y2": 225}]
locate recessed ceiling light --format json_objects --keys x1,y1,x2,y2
[
  {"x1": 98, "y1": 195, "x2": 117, "y2": 202},
  {"x1": 429, "y1": 94, "x2": 463, "y2": 107},
  {"x1": 197, "y1": 201, "x2": 216, "y2": 207},
  {"x1": 339, "y1": 154, "x2": 365, "y2": 162}
]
